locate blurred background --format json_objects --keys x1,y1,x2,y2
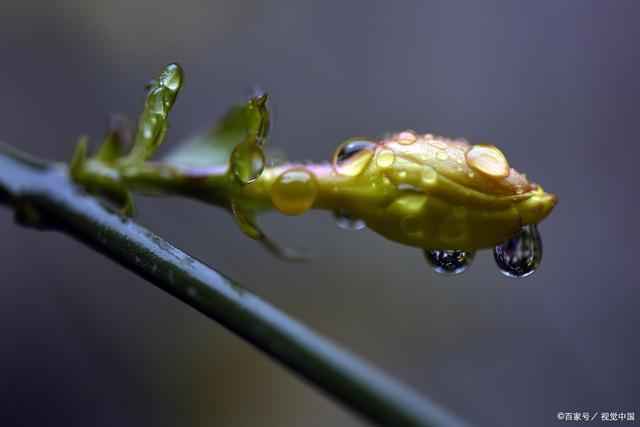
[{"x1": 1, "y1": 1, "x2": 639, "y2": 426}]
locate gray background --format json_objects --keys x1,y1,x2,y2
[{"x1": 1, "y1": 1, "x2": 639, "y2": 426}]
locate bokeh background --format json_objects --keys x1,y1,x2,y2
[{"x1": 1, "y1": 1, "x2": 639, "y2": 426}]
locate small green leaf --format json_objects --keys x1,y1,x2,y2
[
  {"x1": 122, "y1": 63, "x2": 184, "y2": 165},
  {"x1": 69, "y1": 136, "x2": 88, "y2": 180},
  {"x1": 163, "y1": 108, "x2": 246, "y2": 167},
  {"x1": 121, "y1": 191, "x2": 136, "y2": 217},
  {"x1": 231, "y1": 199, "x2": 309, "y2": 262},
  {"x1": 164, "y1": 90, "x2": 270, "y2": 173},
  {"x1": 229, "y1": 91, "x2": 269, "y2": 184},
  {"x1": 231, "y1": 200, "x2": 263, "y2": 240},
  {"x1": 95, "y1": 114, "x2": 133, "y2": 163},
  {"x1": 244, "y1": 89, "x2": 269, "y2": 146}
]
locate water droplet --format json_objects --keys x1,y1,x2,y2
[
  {"x1": 271, "y1": 168, "x2": 318, "y2": 215},
  {"x1": 396, "y1": 130, "x2": 417, "y2": 145},
  {"x1": 158, "y1": 63, "x2": 183, "y2": 91},
  {"x1": 333, "y1": 139, "x2": 376, "y2": 176},
  {"x1": 493, "y1": 224, "x2": 542, "y2": 278},
  {"x1": 334, "y1": 210, "x2": 366, "y2": 230},
  {"x1": 231, "y1": 142, "x2": 265, "y2": 185},
  {"x1": 424, "y1": 249, "x2": 474, "y2": 275},
  {"x1": 465, "y1": 144, "x2": 510, "y2": 178},
  {"x1": 376, "y1": 149, "x2": 395, "y2": 168},
  {"x1": 421, "y1": 166, "x2": 437, "y2": 185},
  {"x1": 436, "y1": 150, "x2": 448, "y2": 161}
]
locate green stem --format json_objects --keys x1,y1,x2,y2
[
  {"x1": 80, "y1": 159, "x2": 383, "y2": 214},
  {"x1": 0, "y1": 141, "x2": 469, "y2": 427}
]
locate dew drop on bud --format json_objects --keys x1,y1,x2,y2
[
  {"x1": 465, "y1": 144, "x2": 510, "y2": 178},
  {"x1": 493, "y1": 224, "x2": 542, "y2": 278},
  {"x1": 333, "y1": 210, "x2": 366, "y2": 230},
  {"x1": 271, "y1": 168, "x2": 318, "y2": 215},
  {"x1": 396, "y1": 130, "x2": 417, "y2": 145},
  {"x1": 424, "y1": 249, "x2": 474, "y2": 275},
  {"x1": 376, "y1": 149, "x2": 395, "y2": 168},
  {"x1": 158, "y1": 63, "x2": 183, "y2": 91},
  {"x1": 332, "y1": 139, "x2": 376, "y2": 176}
]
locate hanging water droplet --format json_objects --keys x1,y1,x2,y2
[
  {"x1": 493, "y1": 224, "x2": 542, "y2": 278},
  {"x1": 424, "y1": 249, "x2": 474, "y2": 275},
  {"x1": 334, "y1": 210, "x2": 366, "y2": 230},
  {"x1": 231, "y1": 142, "x2": 265, "y2": 185},
  {"x1": 271, "y1": 168, "x2": 318, "y2": 215},
  {"x1": 332, "y1": 139, "x2": 376, "y2": 176}
]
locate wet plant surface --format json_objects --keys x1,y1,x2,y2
[
  {"x1": 67, "y1": 64, "x2": 555, "y2": 280},
  {"x1": 1, "y1": 3, "x2": 639, "y2": 426}
]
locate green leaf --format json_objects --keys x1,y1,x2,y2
[
  {"x1": 69, "y1": 136, "x2": 88, "y2": 181},
  {"x1": 231, "y1": 199, "x2": 309, "y2": 262},
  {"x1": 95, "y1": 114, "x2": 133, "y2": 163},
  {"x1": 122, "y1": 63, "x2": 184, "y2": 166},
  {"x1": 244, "y1": 89, "x2": 270, "y2": 146},
  {"x1": 164, "y1": 90, "x2": 270, "y2": 175}
]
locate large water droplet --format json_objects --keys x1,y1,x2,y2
[
  {"x1": 424, "y1": 249, "x2": 474, "y2": 275},
  {"x1": 271, "y1": 168, "x2": 318, "y2": 215},
  {"x1": 465, "y1": 144, "x2": 510, "y2": 178},
  {"x1": 333, "y1": 139, "x2": 376, "y2": 176},
  {"x1": 493, "y1": 224, "x2": 542, "y2": 278},
  {"x1": 231, "y1": 142, "x2": 265, "y2": 185},
  {"x1": 334, "y1": 210, "x2": 366, "y2": 230}
]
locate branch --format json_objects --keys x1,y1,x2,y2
[{"x1": 0, "y1": 141, "x2": 468, "y2": 427}]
